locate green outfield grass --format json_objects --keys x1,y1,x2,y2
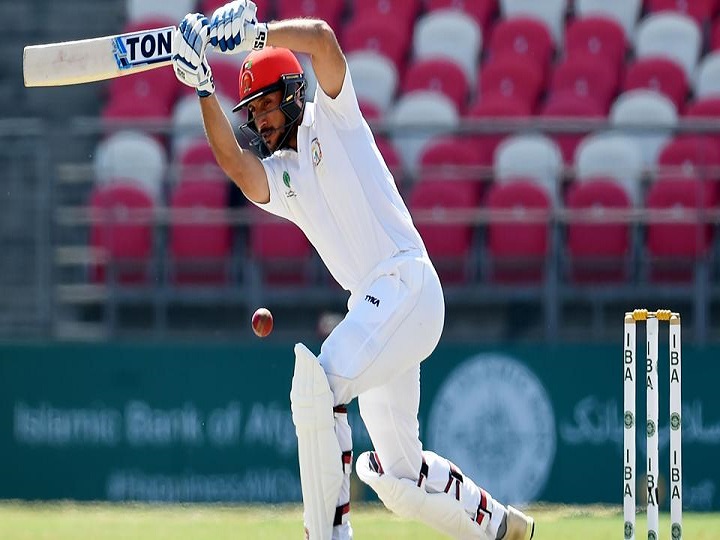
[{"x1": 0, "y1": 502, "x2": 719, "y2": 539}]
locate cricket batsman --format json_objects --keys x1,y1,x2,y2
[{"x1": 171, "y1": 2, "x2": 535, "y2": 538}]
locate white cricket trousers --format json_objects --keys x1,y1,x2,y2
[{"x1": 319, "y1": 250, "x2": 444, "y2": 481}]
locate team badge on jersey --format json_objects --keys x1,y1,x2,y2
[
  {"x1": 283, "y1": 171, "x2": 296, "y2": 198},
  {"x1": 310, "y1": 138, "x2": 323, "y2": 167}
]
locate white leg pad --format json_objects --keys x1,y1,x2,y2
[
  {"x1": 291, "y1": 343, "x2": 344, "y2": 540},
  {"x1": 356, "y1": 451, "x2": 491, "y2": 540}
]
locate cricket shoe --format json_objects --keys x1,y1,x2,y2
[{"x1": 501, "y1": 506, "x2": 534, "y2": 540}]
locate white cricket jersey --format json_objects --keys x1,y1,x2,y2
[{"x1": 255, "y1": 63, "x2": 426, "y2": 294}]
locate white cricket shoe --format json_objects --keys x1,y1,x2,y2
[{"x1": 502, "y1": 506, "x2": 535, "y2": 540}]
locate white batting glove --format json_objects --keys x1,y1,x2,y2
[
  {"x1": 172, "y1": 13, "x2": 215, "y2": 97},
  {"x1": 209, "y1": 0, "x2": 268, "y2": 53}
]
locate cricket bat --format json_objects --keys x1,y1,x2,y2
[{"x1": 23, "y1": 26, "x2": 176, "y2": 87}]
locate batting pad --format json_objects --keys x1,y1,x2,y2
[
  {"x1": 290, "y1": 343, "x2": 344, "y2": 540},
  {"x1": 356, "y1": 451, "x2": 491, "y2": 540}
]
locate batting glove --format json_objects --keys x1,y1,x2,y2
[
  {"x1": 209, "y1": 0, "x2": 268, "y2": 53},
  {"x1": 172, "y1": 13, "x2": 215, "y2": 97}
]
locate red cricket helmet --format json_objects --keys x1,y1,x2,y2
[{"x1": 233, "y1": 47, "x2": 306, "y2": 156}]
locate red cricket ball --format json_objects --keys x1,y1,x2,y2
[{"x1": 252, "y1": 307, "x2": 274, "y2": 338}]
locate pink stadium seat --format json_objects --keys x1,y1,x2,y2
[
  {"x1": 646, "y1": 0, "x2": 719, "y2": 25},
  {"x1": 410, "y1": 179, "x2": 480, "y2": 283},
  {"x1": 485, "y1": 178, "x2": 551, "y2": 283},
  {"x1": 684, "y1": 97, "x2": 720, "y2": 151},
  {"x1": 646, "y1": 177, "x2": 717, "y2": 281},
  {"x1": 102, "y1": 93, "x2": 171, "y2": 123},
  {"x1": 657, "y1": 135, "x2": 720, "y2": 181},
  {"x1": 89, "y1": 180, "x2": 154, "y2": 285},
  {"x1": 426, "y1": 0, "x2": 498, "y2": 35},
  {"x1": 419, "y1": 135, "x2": 489, "y2": 182},
  {"x1": 351, "y1": 0, "x2": 422, "y2": 29},
  {"x1": 342, "y1": 15, "x2": 411, "y2": 73},
  {"x1": 564, "y1": 17, "x2": 627, "y2": 77},
  {"x1": 479, "y1": 54, "x2": 544, "y2": 111},
  {"x1": 540, "y1": 93, "x2": 605, "y2": 164},
  {"x1": 622, "y1": 58, "x2": 688, "y2": 111},
  {"x1": 403, "y1": 58, "x2": 471, "y2": 113},
  {"x1": 205, "y1": 58, "x2": 240, "y2": 100},
  {"x1": 178, "y1": 140, "x2": 225, "y2": 182},
  {"x1": 712, "y1": 18, "x2": 720, "y2": 50},
  {"x1": 466, "y1": 94, "x2": 532, "y2": 160},
  {"x1": 276, "y1": 0, "x2": 344, "y2": 31},
  {"x1": 565, "y1": 178, "x2": 632, "y2": 282},
  {"x1": 549, "y1": 53, "x2": 618, "y2": 112},
  {"x1": 250, "y1": 212, "x2": 313, "y2": 285},
  {"x1": 488, "y1": 17, "x2": 555, "y2": 78},
  {"x1": 169, "y1": 180, "x2": 232, "y2": 285}
]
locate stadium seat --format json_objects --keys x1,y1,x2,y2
[
  {"x1": 419, "y1": 135, "x2": 489, "y2": 186},
  {"x1": 202, "y1": 58, "x2": 242, "y2": 101},
  {"x1": 683, "y1": 97, "x2": 720, "y2": 153},
  {"x1": 622, "y1": 58, "x2": 688, "y2": 111},
  {"x1": 342, "y1": 15, "x2": 411, "y2": 74},
  {"x1": 634, "y1": 13, "x2": 702, "y2": 81},
  {"x1": 351, "y1": 0, "x2": 422, "y2": 27},
  {"x1": 126, "y1": 0, "x2": 196, "y2": 24},
  {"x1": 487, "y1": 17, "x2": 555, "y2": 77},
  {"x1": 409, "y1": 179, "x2": 480, "y2": 283},
  {"x1": 564, "y1": 17, "x2": 628, "y2": 77},
  {"x1": 169, "y1": 179, "x2": 232, "y2": 285},
  {"x1": 485, "y1": 179, "x2": 552, "y2": 283},
  {"x1": 711, "y1": 18, "x2": 720, "y2": 50},
  {"x1": 565, "y1": 178, "x2": 632, "y2": 282},
  {"x1": 573, "y1": 0, "x2": 643, "y2": 39},
  {"x1": 479, "y1": 54, "x2": 544, "y2": 111},
  {"x1": 88, "y1": 180, "x2": 155, "y2": 285},
  {"x1": 276, "y1": 0, "x2": 344, "y2": 31},
  {"x1": 694, "y1": 52, "x2": 720, "y2": 99},
  {"x1": 646, "y1": 0, "x2": 719, "y2": 25},
  {"x1": 402, "y1": 58, "x2": 471, "y2": 114},
  {"x1": 412, "y1": 9, "x2": 482, "y2": 87},
  {"x1": 426, "y1": 0, "x2": 498, "y2": 35},
  {"x1": 101, "y1": 93, "x2": 172, "y2": 125},
  {"x1": 645, "y1": 177, "x2": 716, "y2": 281},
  {"x1": 610, "y1": 89, "x2": 678, "y2": 169},
  {"x1": 466, "y1": 94, "x2": 532, "y2": 161},
  {"x1": 549, "y1": 53, "x2": 618, "y2": 112},
  {"x1": 494, "y1": 133, "x2": 564, "y2": 202},
  {"x1": 347, "y1": 51, "x2": 398, "y2": 113},
  {"x1": 499, "y1": 0, "x2": 568, "y2": 44},
  {"x1": 177, "y1": 139, "x2": 225, "y2": 182},
  {"x1": 93, "y1": 130, "x2": 167, "y2": 201},
  {"x1": 540, "y1": 93, "x2": 606, "y2": 164},
  {"x1": 249, "y1": 211, "x2": 313, "y2": 285},
  {"x1": 389, "y1": 91, "x2": 460, "y2": 174},
  {"x1": 574, "y1": 131, "x2": 645, "y2": 204},
  {"x1": 657, "y1": 135, "x2": 720, "y2": 181}
]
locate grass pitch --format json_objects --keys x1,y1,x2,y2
[{"x1": 1, "y1": 501, "x2": 719, "y2": 539}]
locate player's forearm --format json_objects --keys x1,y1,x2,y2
[
  {"x1": 264, "y1": 18, "x2": 336, "y2": 58},
  {"x1": 199, "y1": 94, "x2": 244, "y2": 173},
  {"x1": 265, "y1": 18, "x2": 346, "y2": 98}
]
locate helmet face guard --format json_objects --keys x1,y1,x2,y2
[{"x1": 236, "y1": 73, "x2": 306, "y2": 158}]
